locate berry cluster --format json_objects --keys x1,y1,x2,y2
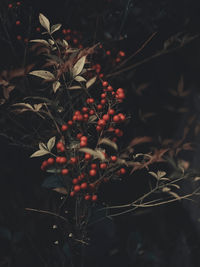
[{"x1": 39, "y1": 80, "x2": 128, "y2": 203}]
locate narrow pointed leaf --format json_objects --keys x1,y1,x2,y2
[{"x1": 39, "y1": 13, "x2": 50, "y2": 32}]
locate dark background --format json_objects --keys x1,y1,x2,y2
[{"x1": 1, "y1": 0, "x2": 200, "y2": 266}]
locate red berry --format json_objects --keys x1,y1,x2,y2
[
  {"x1": 108, "y1": 127, "x2": 115, "y2": 132},
  {"x1": 101, "y1": 99, "x2": 106, "y2": 105},
  {"x1": 47, "y1": 158, "x2": 54, "y2": 165},
  {"x1": 102, "y1": 81, "x2": 108, "y2": 87},
  {"x1": 16, "y1": 1, "x2": 21, "y2": 5},
  {"x1": 119, "y1": 51, "x2": 125, "y2": 57},
  {"x1": 99, "y1": 73, "x2": 104, "y2": 78},
  {"x1": 80, "y1": 136, "x2": 88, "y2": 142},
  {"x1": 102, "y1": 114, "x2": 110, "y2": 121},
  {"x1": 62, "y1": 169, "x2": 69, "y2": 175},
  {"x1": 91, "y1": 163, "x2": 97, "y2": 169},
  {"x1": 73, "y1": 38, "x2": 78, "y2": 44},
  {"x1": 60, "y1": 157, "x2": 67, "y2": 164},
  {"x1": 116, "y1": 57, "x2": 121, "y2": 62},
  {"x1": 56, "y1": 157, "x2": 61, "y2": 163},
  {"x1": 85, "y1": 153, "x2": 92, "y2": 160},
  {"x1": 62, "y1": 29, "x2": 67, "y2": 34},
  {"x1": 80, "y1": 141, "x2": 87, "y2": 147},
  {"x1": 17, "y1": 35, "x2": 22, "y2": 40},
  {"x1": 81, "y1": 183, "x2": 87, "y2": 190},
  {"x1": 75, "y1": 110, "x2": 81, "y2": 115},
  {"x1": 113, "y1": 115, "x2": 120, "y2": 122},
  {"x1": 106, "y1": 50, "x2": 111, "y2": 55},
  {"x1": 118, "y1": 113, "x2": 126, "y2": 121},
  {"x1": 70, "y1": 157, "x2": 77, "y2": 164},
  {"x1": 96, "y1": 125, "x2": 102, "y2": 132},
  {"x1": 77, "y1": 114, "x2": 83, "y2": 121},
  {"x1": 83, "y1": 114, "x2": 89, "y2": 121},
  {"x1": 74, "y1": 185, "x2": 81, "y2": 192},
  {"x1": 107, "y1": 85, "x2": 113, "y2": 91},
  {"x1": 116, "y1": 88, "x2": 124, "y2": 93},
  {"x1": 97, "y1": 104, "x2": 103, "y2": 110},
  {"x1": 111, "y1": 156, "x2": 117, "y2": 162},
  {"x1": 89, "y1": 109, "x2": 95, "y2": 115},
  {"x1": 108, "y1": 109, "x2": 115, "y2": 115},
  {"x1": 82, "y1": 107, "x2": 88, "y2": 113},
  {"x1": 101, "y1": 93, "x2": 106, "y2": 98},
  {"x1": 56, "y1": 142, "x2": 64, "y2": 150},
  {"x1": 89, "y1": 169, "x2": 97, "y2": 176},
  {"x1": 100, "y1": 163, "x2": 107, "y2": 169},
  {"x1": 115, "y1": 129, "x2": 123, "y2": 137},
  {"x1": 8, "y1": 4, "x2": 13, "y2": 8},
  {"x1": 70, "y1": 191, "x2": 75, "y2": 197},
  {"x1": 16, "y1": 20, "x2": 20, "y2": 25},
  {"x1": 117, "y1": 93, "x2": 125, "y2": 99},
  {"x1": 77, "y1": 133, "x2": 83, "y2": 139},
  {"x1": 84, "y1": 194, "x2": 91, "y2": 201},
  {"x1": 36, "y1": 27, "x2": 41, "y2": 32},
  {"x1": 61, "y1": 124, "x2": 68, "y2": 131},
  {"x1": 68, "y1": 120, "x2": 73, "y2": 126},
  {"x1": 112, "y1": 137, "x2": 118, "y2": 142},
  {"x1": 120, "y1": 168, "x2": 126, "y2": 174},
  {"x1": 86, "y1": 98, "x2": 94, "y2": 104},
  {"x1": 98, "y1": 119, "x2": 106, "y2": 126},
  {"x1": 92, "y1": 195, "x2": 98, "y2": 202},
  {"x1": 41, "y1": 161, "x2": 48, "y2": 169},
  {"x1": 72, "y1": 178, "x2": 78, "y2": 184}
]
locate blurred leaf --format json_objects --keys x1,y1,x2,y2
[
  {"x1": 68, "y1": 85, "x2": 82, "y2": 90},
  {"x1": 129, "y1": 136, "x2": 152, "y2": 147},
  {"x1": 39, "y1": 13, "x2": 50, "y2": 32},
  {"x1": 98, "y1": 138, "x2": 118, "y2": 151},
  {"x1": 29, "y1": 39, "x2": 49, "y2": 46},
  {"x1": 53, "y1": 187, "x2": 68, "y2": 194}
]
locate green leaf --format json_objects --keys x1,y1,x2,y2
[{"x1": 39, "y1": 13, "x2": 50, "y2": 32}]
